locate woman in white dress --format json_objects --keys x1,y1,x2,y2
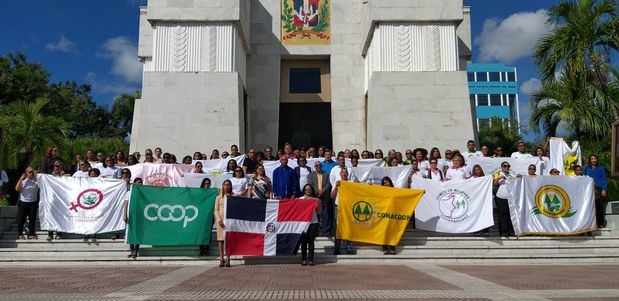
[
  {"x1": 230, "y1": 167, "x2": 248, "y2": 196},
  {"x1": 445, "y1": 155, "x2": 470, "y2": 181},
  {"x1": 100, "y1": 156, "x2": 121, "y2": 179}
]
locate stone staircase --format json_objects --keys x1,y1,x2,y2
[{"x1": 1, "y1": 206, "x2": 618, "y2": 265}]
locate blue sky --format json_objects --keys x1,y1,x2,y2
[{"x1": 0, "y1": 0, "x2": 563, "y2": 140}]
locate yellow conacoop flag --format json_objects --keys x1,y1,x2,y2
[{"x1": 337, "y1": 181, "x2": 425, "y2": 246}]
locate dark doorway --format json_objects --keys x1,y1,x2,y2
[{"x1": 278, "y1": 103, "x2": 332, "y2": 150}]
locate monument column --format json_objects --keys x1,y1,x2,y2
[{"x1": 130, "y1": 0, "x2": 250, "y2": 156}]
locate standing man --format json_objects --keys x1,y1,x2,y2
[
  {"x1": 321, "y1": 150, "x2": 337, "y2": 176},
  {"x1": 263, "y1": 146, "x2": 277, "y2": 161},
  {"x1": 461, "y1": 140, "x2": 483, "y2": 159},
  {"x1": 272, "y1": 155, "x2": 298, "y2": 199},
  {"x1": 242, "y1": 148, "x2": 258, "y2": 174},
  {"x1": 511, "y1": 141, "x2": 532, "y2": 158},
  {"x1": 294, "y1": 156, "x2": 311, "y2": 196},
  {"x1": 309, "y1": 161, "x2": 332, "y2": 237},
  {"x1": 329, "y1": 155, "x2": 348, "y2": 187}
]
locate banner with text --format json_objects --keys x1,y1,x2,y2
[
  {"x1": 38, "y1": 175, "x2": 128, "y2": 234},
  {"x1": 337, "y1": 181, "x2": 424, "y2": 246},
  {"x1": 351, "y1": 165, "x2": 412, "y2": 188},
  {"x1": 127, "y1": 185, "x2": 218, "y2": 246},
  {"x1": 507, "y1": 176, "x2": 595, "y2": 235},
  {"x1": 412, "y1": 176, "x2": 494, "y2": 233}
]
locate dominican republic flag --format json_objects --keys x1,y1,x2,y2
[{"x1": 224, "y1": 196, "x2": 317, "y2": 256}]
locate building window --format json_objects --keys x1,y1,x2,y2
[
  {"x1": 477, "y1": 94, "x2": 489, "y2": 106},
  {"x1": 467, "y1": 72, "x2": 476, "y2": 82},
  {"x1": 506, "y1": 72, "x2": 516, "y2": 82},
  {"x1": 469, "y1": 94, "x2": 476, "y2": 104},
  {"x1": 490, "y1": 94, "x2": 502, "y2": 106},
  {"x1": 289, "y1": 68, "x2": 322, "y2": 93},
  {"x1": 478, "y1": 119, "x2": 491, "y2": 130},
  {"x1": 489, "y1": 72, "x2": 501, "y2": 82},
  {"x1": 477, "y1": 72, "x2": 488, "y2": 82}
]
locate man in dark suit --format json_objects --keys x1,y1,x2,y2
[{"x1": 308, "y1": 161, "x2": 332, "y2": 237}]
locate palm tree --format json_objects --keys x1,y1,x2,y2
[
  {"x1": 533, "y1": 0, "x2": 618, "y2": 121},
  {"x1": 0, "y1": 98, "x2": 68, "y2": 171},
  {"x1": 111, "y1": 90, "x2": 139, "y2": 136},
  {"x1": 479, "y1": 118, "x2": 522, "y2": 153},
  {"x1": 529, "y1": 74, "x2": 609, "y2": 138}
]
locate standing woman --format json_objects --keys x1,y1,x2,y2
[
  {"x1": 230, "y1": 167, "x2": 248, "y2": 196},
  {"x1": 225, "y1": 159, "x2": 238, "y2": 174},
  {"x1": 381, "y1": 177, "x2": 397, "y2": 254},
  {"x1": 124, "y1": 177, "x2": 143, "y2": 259},
  {"x1": 444, "y1": 149, "x2": 454, "y2": 170},
  {"x1": 426, "y1": 158, "x2": 444, "y2": 181},
  {"x1": 100, "y1": 156, "x2": 121, "y2": 179},
  {"x1": 493, "y1": 161, "x2": 516, "y2": 237},
  {"x1": 429, "y1": 148, "x2": 447, "y2": 173},
  {"x1": 15, "y1": 167, "x2": 39, "y2": 240},
  {"x1": 192, "y1": 162, "x2": 204, "y2": 174},
  {"x1": 445, "y1": 155, "x2": 470, "y2": 181},
  {"x1": 198, "y1": 178, "x2": 213, "y2": 256},
  {"x1": 248, "y1": 165, "x2": 272, "y2": 199},
  {"x1": 331, "y1": 168, "x2": 354, "y2": 255},
  {"x1": 471, "y1": 166, "x2": 489, "y2": 237},
  {"x1": 413, "y1": 149, "x2": 429, "y2": 173},
  {"x1": 534, "y1": 147, "x2": 550, "y2": 175},
  {"x1": 299, "y1": 184, "x2": 320, "y2": 266},
  {"x1": 584, "y1": 154, "x2": 608, "y2": 228},
  {"x1": 215, "y1": 180, "x2": 232, "y2": 267},
  {"x1": 116, "y1": 151, "x2": 127, "y2": 167}
]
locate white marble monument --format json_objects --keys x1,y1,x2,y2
[{"x1": 130, "y1": 0, "x2": 475, "y2": 156}]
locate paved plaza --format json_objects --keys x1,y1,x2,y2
[{"x1": 0, "y1": 264, "x2": 618, "y2": 300}]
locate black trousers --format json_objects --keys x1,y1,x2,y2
[
  {"x1": 595, "y1": 188, "x2": 607, "y2": 228},
  {"x1": 495, "y1": 196, "x2": 514, "y2": 236},
  {"x1": 300, "y1": 223, "x2": 319, "y2": 261},
  {"x1": 17, "y1": 201, "x2": 38, "y2": 237}
]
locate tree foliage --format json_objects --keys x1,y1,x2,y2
[{"x1": 479, "y1": 118, "x2": 523, "y2": 153}]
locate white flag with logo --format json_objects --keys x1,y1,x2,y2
[
  {"x1": 412, "y1": 176, "x2": 494, "y2": 233},
  {"x1": 126, "y1": 163, "x2": 188, "y2": 187},
  {"x1": 38, "y1": 175, "x2": 128, "y2": 234},
  {"x1": 467, "y1": 157, "x2": 540, "y2": 176},
  {"x1": 507, "y1": 175, "x2": 595, "y2": 235},
  {"x1": 549, "y1": 138, "x2": 581, "y2": 176}
]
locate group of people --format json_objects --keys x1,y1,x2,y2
[{"x1": 13, "y1": 139, "x2": 609, "y2": 265}]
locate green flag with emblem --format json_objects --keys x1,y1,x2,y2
[{"x1": 127, "y1": 185, "x2": 218, "y2": 246}]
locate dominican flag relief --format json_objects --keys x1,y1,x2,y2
[{"x1": 224, "y1": 196, "x2": 317, "y2": 256}]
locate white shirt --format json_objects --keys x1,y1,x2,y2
[
  {"x1": 446, "y1": 167, "x2": 471, "y2": 181},
  {"x1": 427, "y1": 169, "x2": 444, "y2": 181},
  {"x1": 100, "y1": 166, "x2": 121, "y2": 179},
  {"x1": 461, "y1": 150, "x2": 483, "y2": 159},
  {"x1": 329, "y1": 165, "x2": 347, "y2": 187},
  {"x1": 230, "y1": 177, "x2": 248, "y2": 196},
  {"x1": 511, "y1": 152, "x2": 533, "y2": 159},
  {"x1": 19, "y1": 178, "x2": 38, "y2": 203},
  {"x1": 298, "y1": 166, "x2": 310, "y2": 192},
  {"x1": 417, "y1": 160, "x2": 429, "y2": 172},
  {"x1": 536, "y1": 156, "x2": 550, "y2": 175},
  {"x1": 72, "y1": 170, "x2": 90, "y2": 178}
]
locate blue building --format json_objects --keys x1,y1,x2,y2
[{"x1": 467, "y1": 63, "x2": 520, "y2": 132}]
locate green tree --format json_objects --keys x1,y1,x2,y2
[
  {"x1": 0, "y1": 52, "x2": 50, "y2": 104},
  {"x1": 0, "y1": 98, "x2": 68, "y2": 171},
  {"x1": 479, "y1": 118, "x2": 522, "y2": 153},
  {"x1": 530, "y1": 74, "x2": 610, "y2": 138},
  {"x1": 111, "y1": 91, "x2": 139, "y2": 136},
  {"x1": 532, "y1": 0, "x2": 619, "y2": 129}
]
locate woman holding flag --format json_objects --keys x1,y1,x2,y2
[
  {"x1": 331, "y1": 168, "x2": 354, "y2": 255},
  {"x1": 299, "y1": 184, "x2": 320, "y2": 266},
  {"x1": 381, "y1": 177, "x2": 397, "y2": 255},
  {"x1": 215, "y1": 180, "x2": 232, "y2": 267}
]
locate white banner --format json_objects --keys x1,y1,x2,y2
[
  {"x1": 549, "y1": 138, "x2": 581, "y2": 176},
  {"x1": 183, "y1": 173, "x2": 234, "y2": 189},
  {"x1": 261, "y1": 158, "x2": 384, "y2": 181},
  {"x1": 467, "y1": 157, "x2": 540, "y2": 176},
  {"x1": 126, "y1": 163, "x2": 189, "y2": 187},
  {"x1": 192, "y1": 155, "x2": 246, "y2": 174},
  {"x1": 412, "y1": 176, "x2": 494, "y2": 233},
  {"x1": 507, "y1": 175, "x2": 595, "y2": 235},
  {"x1": 352, "y1": 165, "x2": 412, "y2": 188},
  {"x1": 38, "y1": 175, "x2": 128, "y2": 234}
]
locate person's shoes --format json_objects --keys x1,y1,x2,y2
[
  {"x1": 46, "y1": 235, "x2": 53, "y2": 241},
  {"x1": 91, "y1": 238, "x2": 97, "y2": 243},
  {"x1": 383, "y1": 250, "x2": 389, "y2": 255},
  {"x1": 127, "y1": 253, "x2": 133, "y2": 258},
  {"x1": 17, "y1": 235, "x2": 25, "y2": 240},
  {"x1": 308, "y1": 261, "x2": 315, "y2": 266},
  {"x1": 199, "y1": 250, "x2": 206, "y2": 256},
  {"x1": 346, "y1": 249, "x2": 354, "y2": 255},
  {"x1": 225, "y1": 259, "x2": 231, "y2": 267},
  {"x1": 28, "y1": 235, "x2": 37, "y2": 240},
  {"x1": 301, "y1": 260, "x2": 308, "y2": 266},
  {"x1": 83, "y1": 237, "x2": 89, "y2": 242},
  {"x1": 111, "y1": 234, "x2": 119, "y2": 240},
  {"x1": 54, "y1": 235, "x2": 62, "y2": 240},
  {"x1": 389, "y1": 250, "x2": 397, "y2": 255}
]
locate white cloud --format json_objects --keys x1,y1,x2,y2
[
  {"x1": 45, "y1": 34, "x2": 76, "y2": 52},
  {"x1": 87, "y1": 72, "x2": 139, "y2": 97},
  {"x1": 475, "y1": 9, "x2": 552, "y2": 63},
  {"x1": 520, "y1": 78, "x2": 541, "y2": 95},
  {"x1": 101, "y1": 36, "x2": 143, "y2": 83}
]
